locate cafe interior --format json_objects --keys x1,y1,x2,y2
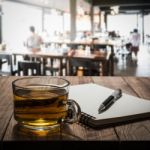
[{"x1": 0, "y1": 0, "x2": 150, "y2": 77}]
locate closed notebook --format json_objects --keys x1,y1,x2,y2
[{"x1": 68, "y1": 83, "x2": 150, "y2": 129}]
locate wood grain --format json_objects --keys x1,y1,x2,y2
[
  {"x1": 0, "y1": 76, "x2": 150, "y2": 141},
  {"x1": 123, "y1": 77, "x2": 150, "y2": 100},
  {"x1": 67, "y1": 123, "x2": 118, "y2": 141},
  {"x1": 114, "y1": 77, "x2": 150, "y2": 140},
  {"x1": 92, "y1": 76, "x2": 138, "y2": 96},
  {"x1": 0, "y1": 77, "x2": 17, "y2": 141}
]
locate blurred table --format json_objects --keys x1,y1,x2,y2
[
  {"x1": 13, "y1": 49, "x2": 113, "y2": 76},
  {"x1": 0, "y1": 76, "x2": 150, "y2": 142},
  {"x1": 44, "y1": 40, "x2": 115, "y2": 75}
]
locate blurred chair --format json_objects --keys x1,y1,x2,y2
[
  {"x1": 68, "y1": 57, "x2": 100, "y2": 76},
  {"x1": 0, "y1": 54, "x2": 16, "y2": 76},
  {"x1": 17, "y1": 61, "x2": 41, "y2": 76},
  {"x1": 43, "y1": 57, "x2": 68, "y2": 76}
]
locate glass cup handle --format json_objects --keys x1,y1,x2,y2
[{"x1": 64, "y1": 99, "x2": 81, "y2": 123}]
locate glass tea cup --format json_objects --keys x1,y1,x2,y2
[{"x1": 12, "y1": 77, "x2": 81, "y2": 133}]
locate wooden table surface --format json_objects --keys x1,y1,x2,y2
[{"x1": 0, "y1": 76, "x2": 150, "y2": 141}]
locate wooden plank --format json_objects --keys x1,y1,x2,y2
[
  {"x1": 0, "y1": 105, "x2": 13, "y2": 141},
  {"x1": 65, "y1": 123, "x2": 117, "y2": 141},
  {"x1": 92, "y1": 76, "x2": 138, "y2": 96},
  {"x1": 4, "y1": 116, "x2": 116, "y2": 141},
  {"x1": 3, "y1": 116, "x2": 84, "y2": 141},
  {"x1": 123, "y1": 77, "x2": 150, "y2": 100},
  {"x1": 0, "y1": 77, "x2": 18, "y2": 140},
  {"x1": 114, "y1": 77, "x2": 150, "y2": 140},
  {"x1": 3, "y1": 76, "x2": 118, "y2": 141},
  {"x1": 114, "y1": 120, "x2": 150, "y2": 140}
]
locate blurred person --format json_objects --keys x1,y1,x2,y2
[
  {"x1": 130, "y1": 29, "x2": 140, "y2": 60},
  {"x1": 24, "y1": 26, "x2": 43, "y2": 60},
  {"x1": 26, "y1": 26, "x2": 43, "y2": 52}
]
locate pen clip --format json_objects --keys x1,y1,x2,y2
[{"x1": 113, "y1": 89, "x2": 122, "y2": 101}]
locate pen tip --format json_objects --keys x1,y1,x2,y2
[
  {"x1": 98, "y1": 105, "x2": 105, "y2": 114},
  {"x1": 98, "y1": 110, "x2": 103, "y2": 114}
]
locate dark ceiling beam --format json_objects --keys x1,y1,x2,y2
[
  {"x1": 92, "y1": 0, "x2": 150, "y2": 6},
  {"x1": 120, "y1": 5, "x2": 150, "y2": 11},
  {"x1": 100, "y1": 5, "x2": 150, "y2": 11},
  {"x1": 99, "y1": 5, "x2": 150, "y2": 15}
]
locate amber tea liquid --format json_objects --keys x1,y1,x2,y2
[{"x1": 14, "y1": 87, "x2": 68, "y2": 129}]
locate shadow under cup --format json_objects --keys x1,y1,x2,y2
[{"x1": 12, "y1": 77, "x2": 80, "y2": 133}]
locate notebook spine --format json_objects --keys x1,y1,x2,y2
[{"x1": 79, "y1": 112, "x2": 95, "y2": 126}]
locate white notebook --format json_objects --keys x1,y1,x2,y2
[{"x1": 68, "y1": 83, "x2": 150, "y2": 129}]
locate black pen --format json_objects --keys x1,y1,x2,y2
[{"x1": 98, "y1": 89, "x2": 122, "y2": 114}]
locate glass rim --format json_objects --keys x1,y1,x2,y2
[{"x1": 12, "y1": 76, "x2": 70, "y2": 89}]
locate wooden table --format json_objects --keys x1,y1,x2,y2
[
  {"x1": 13, "y1": 50, "x2": 113, "y2": 76},
  {"x1": 45, "y1": 40, "x2": 115, "y2": 75},
  {"x1": 0, "y1": 76, "x2": 150, "y2": 142}
]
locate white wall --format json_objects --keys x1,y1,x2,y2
[
  {"x1": 2, "y1": 1, "x2": 42, "y2": 50},
  {"x1": 15, "y1": 0, "x2": 91, "y2": 13},
  {"x1": 14, "y1": 0, "x2": 70, "y2": 12},
  {"x1": 44, "y1": 9, "x2": 64, "y2": 35}
]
